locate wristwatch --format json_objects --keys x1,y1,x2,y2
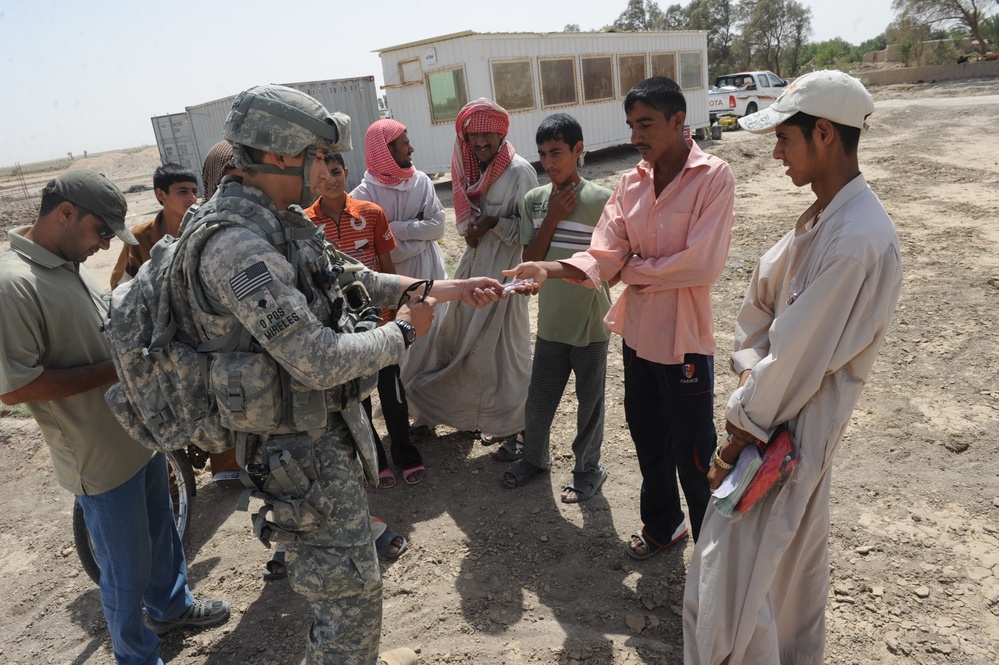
[{"x1": 394, "y1": 319, "x2": 416, "y2": 349}]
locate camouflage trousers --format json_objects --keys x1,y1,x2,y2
[{"x1": 284, "y1": 419, "x2": 382, "y2": 664}]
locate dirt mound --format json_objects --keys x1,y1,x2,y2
[{"x1": 67, "y1": 147, "x2": 161, "y2": 184}]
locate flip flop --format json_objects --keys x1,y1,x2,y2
[
  {"x1": 561, "y1": 465, "x2": 608, "y2": 504},
  {"x1": 263, "y1": 549, "x2": 287, "y2": 580},
  {"x1": 625, "y1": 524, "x2": 689, "y2": 561},
  {"x1": 502, "y1": 459, "x2": 546, "y2": 489},
  {"x1": 480, "y1": 432, "x2": 501, "y2": 446},
  {"x1": 402, "y1": 465, "x2": 426, "y2": 485},
  {"x1": 378, "y1": 468, "x2": 396, "y2": 489},
  {"x1": 490, "y1": 440, "x2": 524, "y2": 462},
  {"x1": 375, "y1": 527, "x2": 409, "y2": 559}
]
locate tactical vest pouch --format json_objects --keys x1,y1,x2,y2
[
  {"x1": 287, "y1": 385, "x2": 329, "y2": 431},
  {"x1": 239, "y1": 433, "x2": 334, "y2": 546},
  {"x1": 209, "y1": 352, "x2": 282, "y2": 432}
]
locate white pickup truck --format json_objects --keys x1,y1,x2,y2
[{"x1": 708, "y1": 71, "x2": 789, "y2": 123}]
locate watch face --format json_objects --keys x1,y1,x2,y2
[{"x1": 398, "y1": 320, "x2": 416, "y2": 345}]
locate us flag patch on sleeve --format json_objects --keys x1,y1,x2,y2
[{"x1": 229, "y1": 261, "x2": 272, "y2": 300}]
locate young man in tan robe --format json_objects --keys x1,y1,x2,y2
[{"x1": 683, "y1": 70, "x2": 903, "y2": 664}]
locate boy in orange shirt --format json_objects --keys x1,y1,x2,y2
[{"x1": 305, "y1": 153, "x2": 426, "y2": 488}]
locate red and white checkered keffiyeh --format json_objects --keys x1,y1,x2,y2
[
  {"x1": 364, "y1": 119, "x2": 415, "y2": 186},
  {"x1": 451, "y1": 98, "x2": 515, "y2": 230}
]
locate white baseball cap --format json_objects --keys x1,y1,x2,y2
[{"x1": 739, "y1": 70, "x2": 875, "y2": 134}]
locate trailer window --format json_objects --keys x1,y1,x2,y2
[
  {"x1": 679, "y1": 51, "x2": 703, "y2": 90},
  {"x1": 581, "y1": 56, "x2": 614, "y2": 103},
  {"x1": 617, "y1": 54, "x2": 647, "y2": 97},
  {"x1": 399, "y1": 59, "x2": 422, "y2": 85},
  {"x1": 651, "y1": 52, "x2": 677, "y2": 81},
  {"x1": 425, "y1": 67, "x2": 468, "y2": 124},
  {"x1": 490, "y1": 59, "x2": 536, "y2": 113},
  {"x1": 539, "y1": 57, "x2": 577, "y2": 108}
]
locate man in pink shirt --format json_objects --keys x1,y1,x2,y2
[{"x1": 507, "y1": 77, "x2": 735, "y2": 559}]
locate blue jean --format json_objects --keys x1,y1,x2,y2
[
  {"x1": 76, "y1": 453, "x2": 194, "y2": 665},
  {"x1": 623, "y1": 343, "x2": 716, "y2": 544}
]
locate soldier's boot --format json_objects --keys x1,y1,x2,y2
[{"x1": 378, "y1": 647, "x2": 417, "y2": 665}]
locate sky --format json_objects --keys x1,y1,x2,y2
[{"x1": 0, "y1": 0, "x2": 895, "y2": 166}]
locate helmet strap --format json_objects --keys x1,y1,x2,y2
[
  {"x1": 300, "y1": 146, "x2": 319, "y2": 209},
  {"x1": 246, "y1": 162, "x2": 304, "y2": 177}
]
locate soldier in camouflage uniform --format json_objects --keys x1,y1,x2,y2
[{"x1": 184, "y1": 84, "x2": 505, "y2": 665}]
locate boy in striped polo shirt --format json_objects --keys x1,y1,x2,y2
[
  {"x1": 305, "y1": 152, "x2": 426, "y2": 489},
  {"x1": 501, "y1": 113, "x2": 613, "y2": 503}
]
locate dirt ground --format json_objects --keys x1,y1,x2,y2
[{"x1": 1, "y1": 78, "x2": 998, "y2": 665}]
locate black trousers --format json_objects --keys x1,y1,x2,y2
[
  {"x1": 623, "y1": 342, "x2": 716, "y2": 543},
  {"x1": 363, "y1": 364, "x2": 423, "y2": 471}
]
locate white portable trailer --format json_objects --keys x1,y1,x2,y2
[
  {"x1": 150, "y1": 76, "x2": 379, "y2": 192},
  {"x1": 377, "y1": 30, "x2": 710, "y2": 174}
]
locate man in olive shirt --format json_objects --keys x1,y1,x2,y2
[{"x1": 0, "y1": 170, "x2": 229, "y2": 665}]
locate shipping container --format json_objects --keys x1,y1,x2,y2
[
  {"x1": 150, "y1": 112, "x2": 202, "y2": 176},
  {"x1": 150, "y1": 76, "x2": 380, "y2": 193},
  {"x1": 377, "y1": 30, "x2": 711, "y2": 174}
]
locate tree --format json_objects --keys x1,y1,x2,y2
[
  {"x1": 886, "y1": 15, "x2": 932, "y2": 64},
  {"x1": 892, "y1": 0, "x2": 998, "y2": 54},
  {"x1": 856, "y1": 34, "x2": 889, "y2": 58},
  {"x1": 801, "y1": 38, "x2": 854, "y2": 68},
  {"x1": 563, "y1": 24, "x2": 581, "y2": 32},
  {"x1": 686, "y1": 0, "x2": 738, "y2": 77},
  {"x1": 613, "y1": 0, "x2": 670, "y2": 30},
  {"x1": 982, "y1": 14, "x2": 999, "y2": 48},
  {"x1": 783, "y1": 3, "x2": 812, "y2": 75},
  {"x1": 737, "y1": 0, "x2": 813, "y2": 76},
  {"x1": 661, "y1": 3, "x2": 691, "y2": 30}
]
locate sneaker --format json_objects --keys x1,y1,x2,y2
[{"x1": 146, "y1": 599, "x2": 231, "y2": 635}]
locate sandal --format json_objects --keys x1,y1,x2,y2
[
  {"x1": 502, "y1": 459, "x2": 546, "y2": 489},
  {"x1": 401, "y1": 465, "x2": 426, "y2": 485},
  {"x1": 378, "y1": 468, "x2": 396, "y2": 489},
  {"x1": 263, "y1": 549, "x2": 288, "y2": 580},
  {"x1": 561, "y1": 465, "x2": 608, "y2": 504},
  {"x1": 490, "y1": 439, "x2": 524, "y2": 462},
  {"x1": 625, "y1": 524, "x2": 689, "y2": 561},
  {"x1": 480, "y1": 432, "x2": 501, "y2": 446},
  {"x1": 374, "y1": 524, "x2": 409, "y2": 559}
]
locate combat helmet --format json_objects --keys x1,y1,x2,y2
[{"x1": 223, "y1": 84, "x2": 351, "y2": 206}]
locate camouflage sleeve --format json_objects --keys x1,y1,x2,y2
[
  {"x1": 198, "y1": 227, "x2": 405, "y2": 391},
  {"x1": 356, "y1": 268, "x2": 401, "y2": 309}
]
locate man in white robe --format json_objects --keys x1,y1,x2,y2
[
  {"x1": 352, "y1": 119, "x2": 448, "y2": 385},
  {"x1": 407, "y1": 99, "x2": 538, "y2": 449},
  {"x1": 683, "y1": 70, "x2": 903, "y2": 664}
]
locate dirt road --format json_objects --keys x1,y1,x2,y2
[{"x1": 1, "y1": 79, "x2": 997, "y2": 664}]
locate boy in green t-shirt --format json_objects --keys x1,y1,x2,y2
[{"x1": 500, "y1": 113, "x2": 613, "y2": 503}]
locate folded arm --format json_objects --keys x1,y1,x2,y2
[{"x1": 1, "y1": 361, "x2": 118, "y2": 405}]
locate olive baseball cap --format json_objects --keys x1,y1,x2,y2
[
  {"x1": 739, "y1": 70, "x2": 875, "y2": 134},
  {"x1": 43, "y1": 170, "x2": 137, "y2": 245}
]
